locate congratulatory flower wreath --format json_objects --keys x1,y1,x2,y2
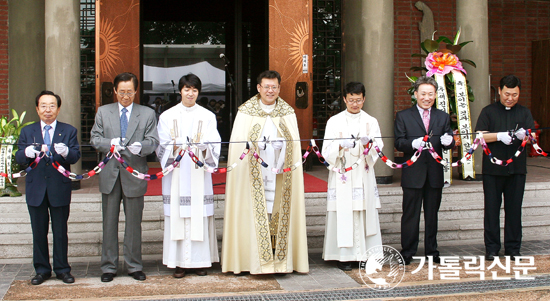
[{"x1": 406, "y1": 29, "x2": 477, "y2": 182}]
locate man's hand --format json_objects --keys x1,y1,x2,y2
[
  {"x1": 514, "y1": 128, "x2": 526, "y2": 140},
  {"x1": 339, "y1": 138, "x2": 355, "y2": 149},
  {"x1": 496, "y1": 132, "x2": 512, "y2": 145},
  {"x1": 173, "y1": 137, "x2": 187, "y2": 149},
  {"x1": 110, "y1": 138, "x2": 126, "y2": 152},
  {"x1": 196, "y1": 141, "x2": 208, "y2": 151},
  {"x1": 271, "y1": 139, "x2": 285, "y2": 151},
  {"x1": 25, "y1": 146, "x2": 40, "y2": 158},
  {"x1": 53, "y1": 143, "x2": 69, "y2": 158},
  {"x1": 412, "y1": 137, "x2": 425, "y2": 150},
  {"x1": 128, "y1": 142, "x2": 142, "y2": 155},
  {"x1": 360, "y1": 136, "x2": 371, "y2": 146},
  {"x1": 257, "y1": 137, "x2": 267, "y2": 151},
  {"x1": 440, "y1": 133, "x2": 453, "y2": 147}
]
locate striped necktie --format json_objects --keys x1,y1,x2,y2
[
  {"x1": 44, "y1": 125, "x2": 51, "y2": 155},
  {"x1": 121, "y1": 107, "x2": 128, "y2": 138}
]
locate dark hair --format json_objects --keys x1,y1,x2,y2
[
  {"x1": 344, "y1": 82, "x2": 366, "y2": 98},
  {"x1": 500, "y1": 75, "x2": 521, "y2": 90},
  {"x1": 35, "y1": 90, "x2": 61, "y2": 107},
  {"x1": 256, "y1": 70, "x2": 281, "y2": 85},
  {"x1": 178, "y1": 73, "x2": 202, "y2": 93},
  {"x1": 414, "y1": 76, "x2": 438, "y2": 92},
  {"x1": 114, "y1": 72, "x2": 139, "y2": 91}
]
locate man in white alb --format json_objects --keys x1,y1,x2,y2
[
  {"x1": 157, "y1": 74, "x2": 221, "y2": 277},
  {"x1": 321, "y1": 81, "x2": 383, "y2": 271}
]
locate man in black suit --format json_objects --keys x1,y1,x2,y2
[
  {"x1": 475, "y1": 75, "x2": 534, "y2": 260},
  {"x1": 15, "y1": 91, "x2": 81, "y2": 285},
  {"x1": 394, "y1": 76, "x2": 455, "y2": 265}
]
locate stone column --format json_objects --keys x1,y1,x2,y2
[
  {"x1": 457, "y1": 0, "x2": 490, "y2": 177},
  {"x1": 343, "y1": 0, "x2": 394, "y2": 183},
  {"x1": 8, "y1": 0, "x2": 45, "y2": 122},
  {"x1": 45, "y1": 0, "x2": 82, "y2": 175}
]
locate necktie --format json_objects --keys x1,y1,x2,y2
[
  {"x1": 423, "y1": 109, "x2": 430, "y2": 133},
  {"x1": 44, "y1": 125, "x2": 51, "y2": 155},
  {"x1": 120, "y1": 107, "x2": 128, "y2": 138}
]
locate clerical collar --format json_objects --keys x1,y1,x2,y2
[
  {"x1": 344, "y1": 110, "x2": 361, "y2": 119},
  {"x1": 179, "y1": 102, "x2": 198, "y2": 112},
  {"x1": 259, "y1": 99, "x2": 276, "y2": 114},
  {"x1": 497, "y1": 101, "x2": 513, "y2": 111}
]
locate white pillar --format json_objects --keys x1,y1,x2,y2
[
  {"x1": 343, "y1": 0, "x2": 394, "y2": 183},
  {"x1": 45, "y1": 0, "x2": 81, "y2": 174},
  {"x1": 457, "y1": 0, "x2": 490, "y2": 177}
]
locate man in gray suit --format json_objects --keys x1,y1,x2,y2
[{"x1": 91, "y1": 72, "x2": 159, "y2": 282}]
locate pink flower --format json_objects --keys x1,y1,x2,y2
[{"x1": 425, "y1": 52, "x2": 467, "y2": 77}]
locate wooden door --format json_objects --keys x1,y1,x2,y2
[
  {"x1": 95, "y1": 0, "x2": 141, "y2": 110},
  {"x1": 269, "y1": 0, "x2": 313, "y2": 148},
  {"x1": 532, "y1": 39, "x2": 550, "y2": 151}
]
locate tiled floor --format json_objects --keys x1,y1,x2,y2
[{"x1": 1, "y1": 239, "x2": 548, "y2": 300}]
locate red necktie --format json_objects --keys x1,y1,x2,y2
[{"x1": 423, "y1": 109, "x2": 430, "y2": 133}]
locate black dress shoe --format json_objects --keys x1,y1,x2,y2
[
  {"x1": 101, "y1": 273, "x2": 116, "y2": 282},
  {"x1": 31, "y1": 273, "x2": 51, "y2": 285},
  {"x1": 195, "y1": 269, "x2": 207, "y2": 276},
  {"x1": 337, "y1": 261, "x2": 353, "y2": 271},
  {"x1": 402, "y1": 256, "x2": 412, "y2": 265},
  {"x1": 431, "y1": 256, "x2": 441, "y2": 264},
  {"x1": 485, "y1": 252, "x2": 498, "y2": 261},
  {"x1": 173, "y1": 267, "x2": 185, "y2": 278},
  {"x1": 505, "y1": 252, "x2": 521, "y2": 261},
  {"x1": 128, "y1": 271, "x2": 146, "y2": 281},
  {"x1": 56, "y1": 272, "x2": 75, "y2": 284}
]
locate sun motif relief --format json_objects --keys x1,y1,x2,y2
[
  {"x1": 288, "y1": 20, "x2": 309, "y2": 73},
  {"x1": 99, "y1": 18, "x2": 123, "y2": 77}
]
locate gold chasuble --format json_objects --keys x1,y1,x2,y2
[{"x1": 222, "y1": 95, "x2": 309, "y2": 274}]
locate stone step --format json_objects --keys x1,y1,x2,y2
[
  {"x1": 2, "y1": 196, "x2": 547, "y2": 236},
  {"x1": 1, "y1": 182, "x2": 548, "y2": 260},
  {"x1": 0, "y1": 211, "x2": 165, "y2": 234},
  {"x1": 2, "y1": 181, "x2": 545, "y2": 214}
]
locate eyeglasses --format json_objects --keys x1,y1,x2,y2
[
  {"x1": 39, "y1": 105, "x2": 57, "y2": 111},
  {"x1": 116, "y1": 91, "x2": 136, "y2": 97},
  {"x1": 346, "y1": 99, "x2": 364, "y2": 104},
  {"x1": 261, "y1": 86, "x2": 279, "y2": 91}
]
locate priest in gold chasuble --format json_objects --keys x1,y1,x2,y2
[{"x1": 221, "y1": 70, "x2": 309, "y2": 274}]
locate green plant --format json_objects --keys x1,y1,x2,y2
[{"x1": 0, "y1": 109, "x2": 34, "y2": 196}]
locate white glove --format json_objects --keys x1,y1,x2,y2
[
  {"x1": 25, "y1": 145, "x2": 40, "y2": 158},
  {"x1": 412, "y1": 137, "x2": 425, "y2": 150},
  {"x1": 110, "y1": 137, "x2": 126, "y2": 152},
  {"x1": 173, "y1": 137, "x2": 188, "y2": 149},
  {"x1": 271, "y1": 139, "x2": 285, "y2": 150},
  {"x1": 53, "y1": 143, "x2": 69, "y2": 158},
  {"x1": 360, "y1": 136, "x2": 371, "y2": 146},
  {"x1": 497, "y1": 132, "x2": 512, "y2": 145},
  {"x1": 196, "y1": 141, "x2": 208, "y2": 151},
  {"x1": 257, "y1": 138, "x2": 267, "y2": 151},
  {"x1": 514, "y1": 128, "x2": 526, "y2": 140},
  {"x1": 339, "y1": 138, "x2": 355, "y2": 149},
  {"x1": 440, "y1": 133, "x2": 453, "y2": 147},
  {"x1": 127, "y1": 142, "x2": 142, "y2": 155}
]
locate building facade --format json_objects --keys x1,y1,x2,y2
[{"x1": 4, "y1": 0, "x2": 550, "y2": 181}]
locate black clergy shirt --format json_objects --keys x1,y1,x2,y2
[{"x1": 475, "y1": 101, "x2": 534, "y2": 176}]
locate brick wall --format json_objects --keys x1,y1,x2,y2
[
  {"x1": 394, "y1": 0, "x2": 457, "y2": 114},
  {"x1": 488, "y1": 0, "x2": 550, "y2": 109},
  {"x1": 0, "y1": 0, "x2": 7, "y2": 116}
]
